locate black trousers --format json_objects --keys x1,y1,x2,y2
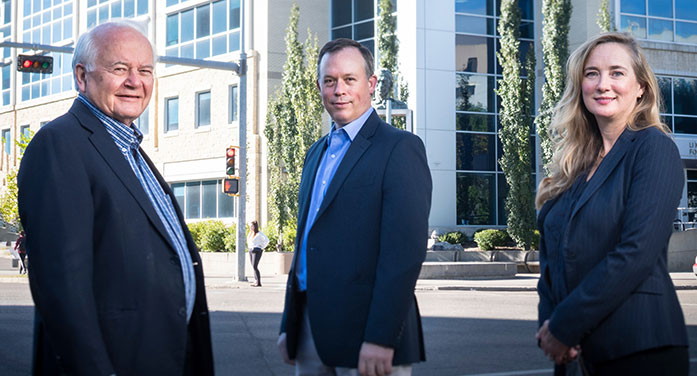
[
  {"x1": 583, "y1": 346, "x2": 688, "y2": 376},
  {"x1": 249, "y1": 247, "x2": 263, "y2": 285}
]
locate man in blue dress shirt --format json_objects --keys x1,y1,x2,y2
[
  {"x1": 277, "y1": 38, "x2": 432, "y2": 376},
  {"x1": 18, "y1": 21, "x2": 213, "y2": 375}
]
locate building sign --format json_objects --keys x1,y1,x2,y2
[{"x1": 674, "y1": 137, "x2": 697, "y2": 159}]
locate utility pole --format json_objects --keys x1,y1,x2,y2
[{"x1": 235, "y1": 0, "x2": 248, "y2": 282}]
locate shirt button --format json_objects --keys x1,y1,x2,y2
[
  {"x1": 322, "y1": 180, "x2": 326, "y2": 185},
  {"x1": 331, "y1": 154, "x2": 336, "y2": 158},
  {"x1": 316, "y1": 208, "x2": 319, "y2": 212},
  {"x1": 121, "y1": 148, "x2": 127, "y2": 152}
]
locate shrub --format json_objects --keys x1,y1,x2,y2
[
  {"x1": 474, "y1": 229, "x2": 509, "y2": 251},
  {"x1": 437, "y1": 231, "x2": 468, "y2": 246},
  {"x1": 187, "y1": 221, "x2": 208, "y2": 250},
  {"x1": 188, "y1": 220, "x2": 237, "y2": 252}
]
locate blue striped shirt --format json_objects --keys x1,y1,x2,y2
[{"x1": 77, "y1": 94, "x2": 196, "y2": 321}]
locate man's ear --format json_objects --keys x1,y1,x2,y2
[
  {"x1": 74, "y1": 64, "x2": 88, "y2": 93},
  {"x1": 368, "y1": 74, "x2": 378, "y2": 96}
]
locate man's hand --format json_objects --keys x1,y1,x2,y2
[
  {"x1": 358, "y1": 342, "x2": 394, "y2": 376},
  {"x1": 536, "y1": 320, "x2": 578, "y2": 365},
  {"x1": 277, "y1": 332, "x2": 295, "y2": 365}
]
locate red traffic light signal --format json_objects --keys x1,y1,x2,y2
[
  {"x1": 17, "y1": 55, "x2": 53, "y2": 73},
  {"x1": 223, "y1": 177, "x2": 239, "y2": 195},
  {"x1": 226, "y1": 146, "x2": 236, "y2": 176}
]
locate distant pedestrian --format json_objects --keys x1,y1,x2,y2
[
  {"x1": 535, "y1": 32, "x2": 688, "y2": 375},
  {"x1": 247, "y1": 220, "x2": 269, "y2": 287},
  {"x1": 14, "y1": 231, "x2": 26, "y2": 274}
]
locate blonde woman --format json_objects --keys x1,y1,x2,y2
[{"x1": 535, "y1": 32, "x2": 688, "y2": 375}]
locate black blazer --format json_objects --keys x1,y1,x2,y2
[
  {"x1": 537, "y1": 127, "x2": 688, "y2": 363},
  {"x1": 280, "y1": 110, "x2": 432, "y2": 367},
  {"x1": 18, "y1": 100, "x2": 214, "y2": 375}
]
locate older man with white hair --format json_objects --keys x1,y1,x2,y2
[{"x1": 18, "y1": 21, "x2": 214, "y2": 376}]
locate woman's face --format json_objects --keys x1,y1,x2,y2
[{"x1": 581, "y1": 42, "x2": 644, "y2": 129}]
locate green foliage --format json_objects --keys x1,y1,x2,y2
[
  {"x1": 496, "y1": 0, "x2": 536, "y2": 249},
  {"x1": 377, "y1": 0, "x2": 397, "y2": 73},
  {"x1": 530, "y1": 230, "x2": 541, "y2": 250},
  {"x1": 536, "y1": 0, "x2": 572, "y2": 172},
  {"x1": 474, "y1": 229, "x2": 510, "y2": 251},
  {"x1": 437, "y1": 231, "x2": 469, "y2": 246},
  {"x1": 188, "y1": 220, "x2": 237, "y2": 252},
  {"x1": 377, "y1": 0, "x2": 409, "y2": 131},
  {"x1": 597, "y1": 0, "x2": 614, "y2": 32},
  {"x1": 265, "y1": 219, "x2": 296, "y2": 252},
  {"x1": 264, "y1": 2, "x2": 322, "y2": 241},
  {"x1": 0, "y1": 129, "x2": 34, "y2": 229}
]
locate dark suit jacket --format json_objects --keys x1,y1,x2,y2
[
  {"x1": 280, "y1": 110, "x2": 432, "y2": 367},
  {"x1": 537, "y1": 127, "x2": 688, "y2": 363},
  {"x1": 17, "y1": 100, "x2": 214, "y2": 376}
]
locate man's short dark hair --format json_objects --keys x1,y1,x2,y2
[{"x1": 317, "y1": 38, "x2": 374, "y2": 79}]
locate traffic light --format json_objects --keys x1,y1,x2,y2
[
  {"x1": 17, "y1": 55, "x2": 53, "y2": 73},
  {"x1": 226, "y1": 146, "x2": 236, "y2": 176},
  {"x1": 223, "y1": 177, "x2": 239, "y2": 195}
]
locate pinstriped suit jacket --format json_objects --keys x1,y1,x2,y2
[{"x1": 537, "y1": 126, "x2": 688, "y2": 364}]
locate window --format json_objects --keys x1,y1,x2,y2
[
  {"x1": 135, "y1": 107, "x2": 149, "y2": 135},
  {"x1": 688, "y1": 170, "x2": 697, "y2": 210},
  {"x1": 39, "y1": 121, "x2": 48, "y2": 128},
  {"x1": 20, "y1": 0, "x2": 74, "y2": 101},
  {"x1": 1, "y1": 0, "x2": 11, "y2": 60},
  {"x1": 229, "y1": 85, "x2": 238, "y2": 122},
  {"x1": 196, "y1": 91, "x2": 211, "y2": 128},
  {"x1": 454, "y1": 0, "x2": 536, "y2": 226},
  {"x1": 620, "y1": 0, "x2": 697, "y2": 44},
  {"x1": 1, "y1": 64, "x2": 10, "y2": 105},
  {"x1": 165, "y1": 97, "x2": 179, "y2": 132},
  {"x1": 2, "y1": 128, "x2": 10, "y2": 155},
  {"x1": 330, "y1": 0, "x2": 396, "y2": 55},
  {"x1": 19, "y1": 125, "x2": 30, "y2": 154},
  {"x1": 658, "y1": 75, "x2": 697, "y2": 134},
  {"x1": 165, "y1": 0, "x2": 241, "y2": 60},
  {"x1": 171, "y1": 179, "x2": 237, "y2": 219},
  {"x1": 86, "y1": 0, "x2": 149, "y2": 29}
]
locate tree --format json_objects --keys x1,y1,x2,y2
[
  {"x1": 376, "y1": 0, "x2": 408, "y2": 129},
  {"x1": 0, "y1": 130, "x2": 34, "y2": 230},
  {"x1": 496, "y1": 0, "x2": 536, "y2": 249},
  {"x1": 264, "y1": 2, "x2": 322, "y2": 249},
  {"x1": 597, "y1": 0, "x2": 614, "y2": 32},
  {"x1": 536, "y1": 0, "x2": 571, "y2": 173}
]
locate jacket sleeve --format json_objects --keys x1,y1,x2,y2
[
  {"x1": 547, "y1": 132, "x2": 684, "y2": 347},
  {"x1": 18, "y1": 126, "x2": 116, "y2": 375},
  {"x1": 537, "y1": 225, "x2": 555, "y2": 328},
  {"x1": 363, "y1": 134, "x2": 433, "y2": 347}
]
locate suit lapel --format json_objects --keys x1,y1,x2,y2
[
  {"x1": 570, "y1": 128, "x2": 635, "y2": 219},
  {"x1": 315, "y1": 112, "x2": 379, "y2": 220},
  {"x1": 71, "y1": 101, "x2": 176, "y2": 252}
]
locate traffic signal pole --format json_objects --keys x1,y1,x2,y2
[
  {"x1": 235, "y1": 0, "x2": 248, "y2": 282},
  {"x1": 2, "y1": 19, "x2": 250, "y2": 282}
]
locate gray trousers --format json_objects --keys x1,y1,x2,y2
[{"x1": 295, "y1": 306, "x2": 412, "y2": 376}]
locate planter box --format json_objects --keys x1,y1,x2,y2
[{"x1": 199, "y1": 251, "x2": 294, "y2": 277}]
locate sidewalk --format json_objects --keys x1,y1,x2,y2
[{"x1": 2, "y1": 251, "x2": 697, "y2": 291}]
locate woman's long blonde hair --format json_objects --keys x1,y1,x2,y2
[{"x1": 535, "y1": 32, "x2": 669, "y2": 209}]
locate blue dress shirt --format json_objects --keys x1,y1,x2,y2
[
  {"x1": 77, "y1": 94, "x2": 196, "y2": 321},
  {"x1": 296, "y1": 108, "x2": 374, "y2": 291}
]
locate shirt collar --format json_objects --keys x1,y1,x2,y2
[
  {"x1": 77, "y1": 94, "x2": 143, "y2": 149},
  {"x1": 333, "y1": 107, "x2": 374, "y2": 142}
]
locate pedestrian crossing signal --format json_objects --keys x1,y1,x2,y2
[{"x1": 223, "y1": 177, "x2": 239, "y2": 196}]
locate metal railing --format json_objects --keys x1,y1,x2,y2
[{"x1": 675, "y1": 207, "x2": 697, "y2": 231}]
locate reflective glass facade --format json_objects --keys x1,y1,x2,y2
[
  {"x1": 455, "y1": 0, "x2": 535, "y2": 226},
  {"x1": 620, "y1": 0, "x2": 697, "y2": 44}
]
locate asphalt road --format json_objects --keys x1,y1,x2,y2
[{"x1": 3, "y1": 282, "x2": 697, "y2": 375}]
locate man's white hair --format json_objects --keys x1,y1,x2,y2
[{"x1": 72, "y1": 20, "x2": 154, "y2": 86}]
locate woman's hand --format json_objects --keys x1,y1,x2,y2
[{"x1": 536, "y1": 320, "x2": 580, "y2": 364}]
